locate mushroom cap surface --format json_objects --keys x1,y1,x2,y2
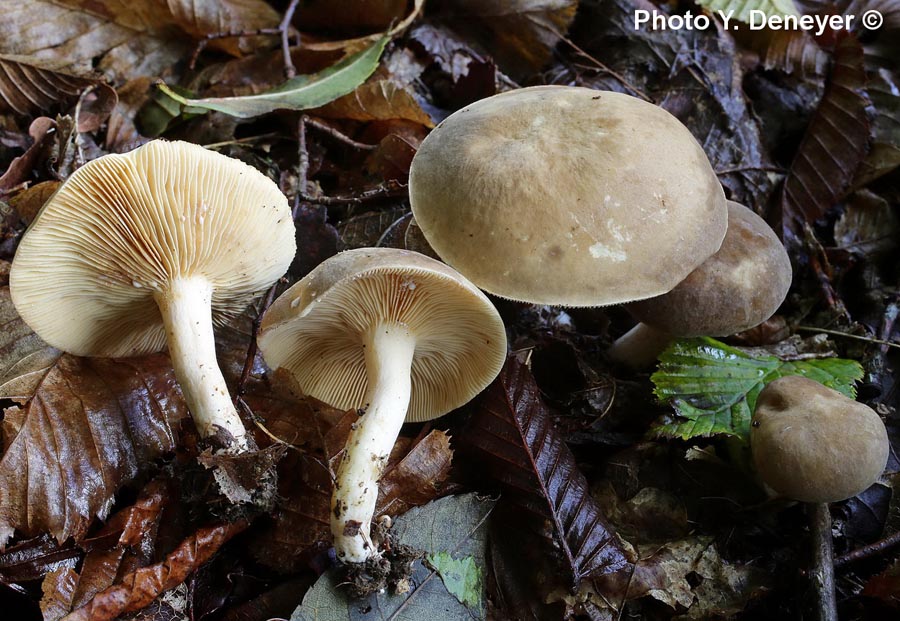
[
  {"x1": 751, "y1": 376, "x2": 889, "y2": 504},
  {"x1": 627, "y1": 201, "x2": 792, "y2": 336},
  {"x1": 10, "y1": 140, "x2": 294, "y2": 357},
  {"x1": 257, "y1": 248, "x2": 507, "y2": 422},
  {"x1": 408, "y1": 86, "x2": 727, "y2": 306}
]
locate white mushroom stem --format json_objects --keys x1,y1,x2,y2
[
  {"x1": 607, "y1": 322, "x2": 674, "y2": 369},
  {"x1": 156, "y1": 277, "x2": 249, "y2": 452},
  {"x1": 331, "y1": 322, "x2": 416, "y2": 563}
]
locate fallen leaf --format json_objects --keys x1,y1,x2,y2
[
  {"x1": 295, "y1": 0, "x2": 410, "y2": 35},
  {"x1": 779, "y1": 32, "x2": 873, "y2": 238},
  {"x1": 0, "y1": 117, "x2": 56, "y2": 192},
  {"x1": 0, "y1": 55, "x2": 103, "y2": 117},
  {"x1": 0, "y1": 286, "x2": 61, "y2": 402},
  {"x1": 292, "y1": 493, "x2": 495, "y2": 621},
  {"x1": 854, "y1": 67, "x2": 900, "y2": 186},
  {"x1": 738, "y1": 28, "x2": 828, "y2": 76},
  {"x1": 0, "y1": 534, "x2": 81, "y2": 584},
  {"x1": 105, "y1": 78, "x2": 153, "y2": 153},
  {"x1": 288, "y1": 204, "x2": 340, "y2": 279},
  {"x1": 159, "y1": 38, "x2": 390, "y2": 119},
  {"x1": 0, "y1": 0, "x2": 281, "y2": 82},
  {"x1": 337, "y1": 206, "x2": 409, "y2": 249},
  {"x1": 0, "y1": 354, "x2": 187, "y2": 547},
  {"x1": 60, "y1": 520, "x2": 247, "y2": 621},
  {"x1": 695, "y1": 0, "x2": 798, "y2": 23},
  {"x1": 460, "y1": 355, "x2": 629, "y2": 587},
  {"x1": 314, "y1": 78, "x2": 434, "y2": 126},
  {"x1": 6, "y1": 180, "x2": 60, "y2": 226}
]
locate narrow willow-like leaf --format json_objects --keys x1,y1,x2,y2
[
  {"x1": 158, "y1": 37, "x2": 389, "y2": 119},
  {"x1": 695, "y1": 0, "x2": 798, "y2": 23},
  {"x1": 651, "y1": 337, "x2": 864, "y2": 441}
]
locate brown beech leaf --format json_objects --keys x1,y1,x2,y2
[
  {"x1": 0, "y1": 354, "x2": 187, "y2": 547},
  {"x1": 0, "y1": 116, "x2": 57, "y2": 193},
  {"x1": 435, "y1": 0, "x2": 578, "y2": 79},
  {"x1": 0, "y1": 55, "x2": 103, "y2": 117},
  {"x1": 0, "y1": 0, "x2": 281, "y2": 82},
  {"x1": 738, "y1": 28, "x2": 828, "y2": 76},
  {"x1": 60, "y1": 520, "x2": 247, "y2": 621},
  {"x1": 337, "y1": 206, "x2": 408, "y2": 249},
  {"x1": 314, "y1": 79, "x2": 434, "y2": 126},
  {"x1": 0, "y1": 286, "x2": 61, "y2": 402},
  {"x1": 0, "y1": 534, "x2": 81, "y2": 584},
  {"x1": 779, "y1": 32, "x2": 873, "y2": 239},
  {"x1": 460, "y1": 355, "x2": 629, "y2": 587}
]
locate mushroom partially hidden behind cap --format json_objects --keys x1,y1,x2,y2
[
  {"x1": 257, "y1": 248, "x2": 507, "y2": 563},
  {"x1": 608, "y1": 201, "x2": 792, "y2": 367},
  {"x1": 751, "y1": 376, "x2": 888, "y2": 503},
  {"x1": 10, "y1": 140, "x2": 295, "y2": 460},
  {"x1": 409, "y1": 86, "x2": 728, "y2": 307}
]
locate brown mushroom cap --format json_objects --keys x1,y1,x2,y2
[
  {"x1": 626, "y1": 201, "x2": 792, "y2": 336},
  {"x1": 408, "y1": 86, "x2": 727, "y2": 306},
  {"x1": 10, "y1": 140, "x2": 294, "y2": 357},
  {"x1": 751, "y1": 376, "x2": 889, "y2": 504},
  {"x1": 257, "y1": 248, "x2": 507, "y2": 422}
]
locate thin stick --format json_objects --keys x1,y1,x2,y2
[
  {"x1": 716, "y1": 164, "x2": 786, "y2": 176},
  {"x1": 810, "y1": 502, "x2": 838, "y2": 621},
  {"x1": 796, "y1": 326, "x2": 900, "y2": 350},
  {"x1": 280, "y1": 0, "x2": 301, "y2": 78},
  {"x1": 305, "y1": 117, "x2": 376, "y2": 151},
  {"x1": 300, "y1": 181, "x2": 407, "y2": 206},
  {"x1": 835, "y1": 529, "x2": 900, "y2": 568},
  {"x1": 235, "y1": 284, "x2": 280, "y2": 400}
]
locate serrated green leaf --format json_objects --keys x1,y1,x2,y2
[
  {"x1": 650, "y1": 337, "x2": 864, "y2": 442},
  {"x1": 158, "y1": 37, "x2": 389, "y2": 119},
  {"x1": 695, "y1": 0, "x2": 799, "y2": 24},
  {"x1": 426, "y1": 552, "x2": 482, "y2": 609}
]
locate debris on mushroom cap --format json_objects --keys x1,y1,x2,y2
[
  {"x1": 751, "y1": 376, "x2": 889, "y2": 504},
  {"x1": 10, "y1": 140, "x2": 295, "y2": 357},
  {"x1": 627, "y1": 201, "x2": 792, "y2": 336},
  {"x1": 408, "y1": 85, "x2": 728, "y2": 307},
  {"x1": 257, "y1": 247, "x2": 508, "y2": 422}
]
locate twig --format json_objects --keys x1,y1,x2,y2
[
  {"x1": 795, "y1": 326, "x2": 900, "y2": 350},
  {"x1": 202, "y1": 132, "x2": 282, "y2": 150},
  {"x1": 299, "y1": 181, "x2": 408, "y2": 206},
  {"x1": 805, "y1": 225, "x2": 850, "y2": 321},
  {"x1": 305, "y1": 116, "x2": 376, "y2": 151},
  {"x1": 280, "y1": 0, "x2": 301, "y2": 78},
  {"x1": 716, "y1": 164, "x2": 787, "y2": 176},
  {"x1": 234, "y1": 283, "x2": 281, "y2": 400},
  {"x1": 835, "y1": 529, "x2": 900, "y2": 568},
  {"x1": 72, "y1": 85, "x2": 99, "y2": 168},
  {"x1": 810, "y1": 502, "x2": 838, "y2": 621}
]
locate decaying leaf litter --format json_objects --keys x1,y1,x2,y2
[{"x1": 0, "y1": 0, "x2": 898, "y2": 619}]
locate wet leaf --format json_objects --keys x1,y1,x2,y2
[
  {"x1": 426, "y1": 551, "x2": 482, "y2": 608},
  {"x1": 460, "y1": 355, "x2": 629, "y2": 587},
  {"x1": 650, "y1": 337, "x2": 864, "y2": 441},
  {"x1": 292, "y1": 493, "x2": 495, "y2": 621},
  {"x1": 854, "y1": 68, "x2": 900, "y2": 186},
  {"x1": 0, "y1": 354, "x2": 187, "y2": 546},
  {"x1": 60, "y1": 520, "x2": 246, "y2": 621},
  {"x1": 0, "y1": 0, "x2": 280, "y2": 82},
  {"x1": 695, "y1": 0, "x2": 799, "y2": 23},
  {"x1": 158, "y1": 38, "x2": 390, "y2": 119},
  {"x1": 0, "y1": 534, "x2": 81, "y2": 584},
  {"x1": 0, "y1": 287, "x2": 60, "y2": 402},
  {"x1": 0, "y1": 55, "x2": 103, "y2": 117},
  {"x1": 779, "y1": 33, "x2": 873, "y2": 238}
]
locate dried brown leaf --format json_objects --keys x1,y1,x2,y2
[
  {"x1": 0, "y1": 286, "x2": 61, "y2": 402},
  {"x1": 0, "y1": 55, "x2": 103, "y2": 117},
  {"x1": 60, "y1": 521, "x2": 246, "y2": 621},
  {"x1": 314, "y1": 79, "x2": 434, "y2": 126},
  {"x1": 739, "y1": 28, "x2": 828, "y2": 76},
  {"x1": 779, "y1": 33, "x2": 872, "y2": 238},
  {"x1": 0, "y1": 116, "x2": 56, "y2": 192},
  {"x1": 7, "y1": 180, "x2": 60, "y2": 226},
  {"x1": 0, "y1": 0, "x2": 280, "y2": 82},
  {"x1": 105, "y1": 78, "x2": 153, "y2": 153},
  {"x1": 0, "y1": 354, "x2": 187, "y2": 547},
  {"x1": 0, "y1": 534, "x2": 81, "y2": 583},
  {"x1": 460, "y1": 355, "x2": 629, "y2": 587},
  {"x1": 337, "y1": 206, "x2": 408, "y2": 249}
]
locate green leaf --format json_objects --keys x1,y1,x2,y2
[
  {"x1": 291, "y1": 494, "x2": 495, "y2": 621},
  {"x1": 650, "y1": 337, "x2": 864, "y2": 442},
  {"x1": 426, "y1": 552, "x2": 482, "y2": 609},
  {"x1": 695, "y1": 0, "x2": 799, "y2": 24},
  {"x1": 158, "y1": 37, "x2": 389, "y2": 119}
]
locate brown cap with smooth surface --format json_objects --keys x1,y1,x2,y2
[
  {"x1": 751, "y1": 376, "x2": 889, "y2": 503},
  {"x1": 627, "y1": 201, "x2": 792, "y2": 336},
  {"x1": 409, "y1": 86, "x2": 728, "y2": 306},
  {"x1": 257, "y1": 247, "x2": 507, "y2": 421},
  {"x1": 10, "y1": 140, "x2": 294, "y2": 357}
]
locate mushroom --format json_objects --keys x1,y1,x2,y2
[
  {"x1": 608, "y1": 201, "x2": 792, "y2": 367},
  {"x1": 408, "y1": 85, "x2": 728, "y2": 307},
  {"x1": 751, "y1": 375, "x2": 888, "y2": 504},
  {"x1": 751, "y1": 375, "x2": 889, "y2": 620},
  {"x1": 257, "y1": 248, "x2": 506, "y2": 563},
  {"x1": 10, "y1": 140, "x2": 295, "y2": 456}
]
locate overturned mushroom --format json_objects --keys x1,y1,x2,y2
[
  {"x1": 257, "y1": 248, "x2": 506, "y2": 563},
  {"x1": 608, "y1": 201, "x2": 792, "y2": 367},
  {"x1": 409, "y1": 85, "x2": 727, "y2": 307},
  {"x1": 10, "y1": 140, "x2": 295, "y2": 457}
]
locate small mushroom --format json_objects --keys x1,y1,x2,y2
[
  {"x1": 409, "y1": 85, "x2": 728, "y2": 307},
  {"x1": 257, "y1": 248, "x2": 507, "y2": 563},
  {"x1": 751, "y1": 376, "x2": 888, "y2": 504},
  {"x1": 10, "y1": 140, "x2": 295, "y2": 455},
  {"x1": 608, "y1": 201, "x2": 792, "y2": 367}
]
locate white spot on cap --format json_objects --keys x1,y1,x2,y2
[{"x1": 589, "y1": 243, "x2": 627, "y2": 262}]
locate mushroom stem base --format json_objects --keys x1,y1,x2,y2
[
  {"x1": 331, "y1": 322, "x2": 416, "y2": 564},
  {"x1": 607, "y1": 322, "x2": 673, "y2": 368},
  {"x1": 157, "y1": 277, "x2": 249, "y2": 452}
]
